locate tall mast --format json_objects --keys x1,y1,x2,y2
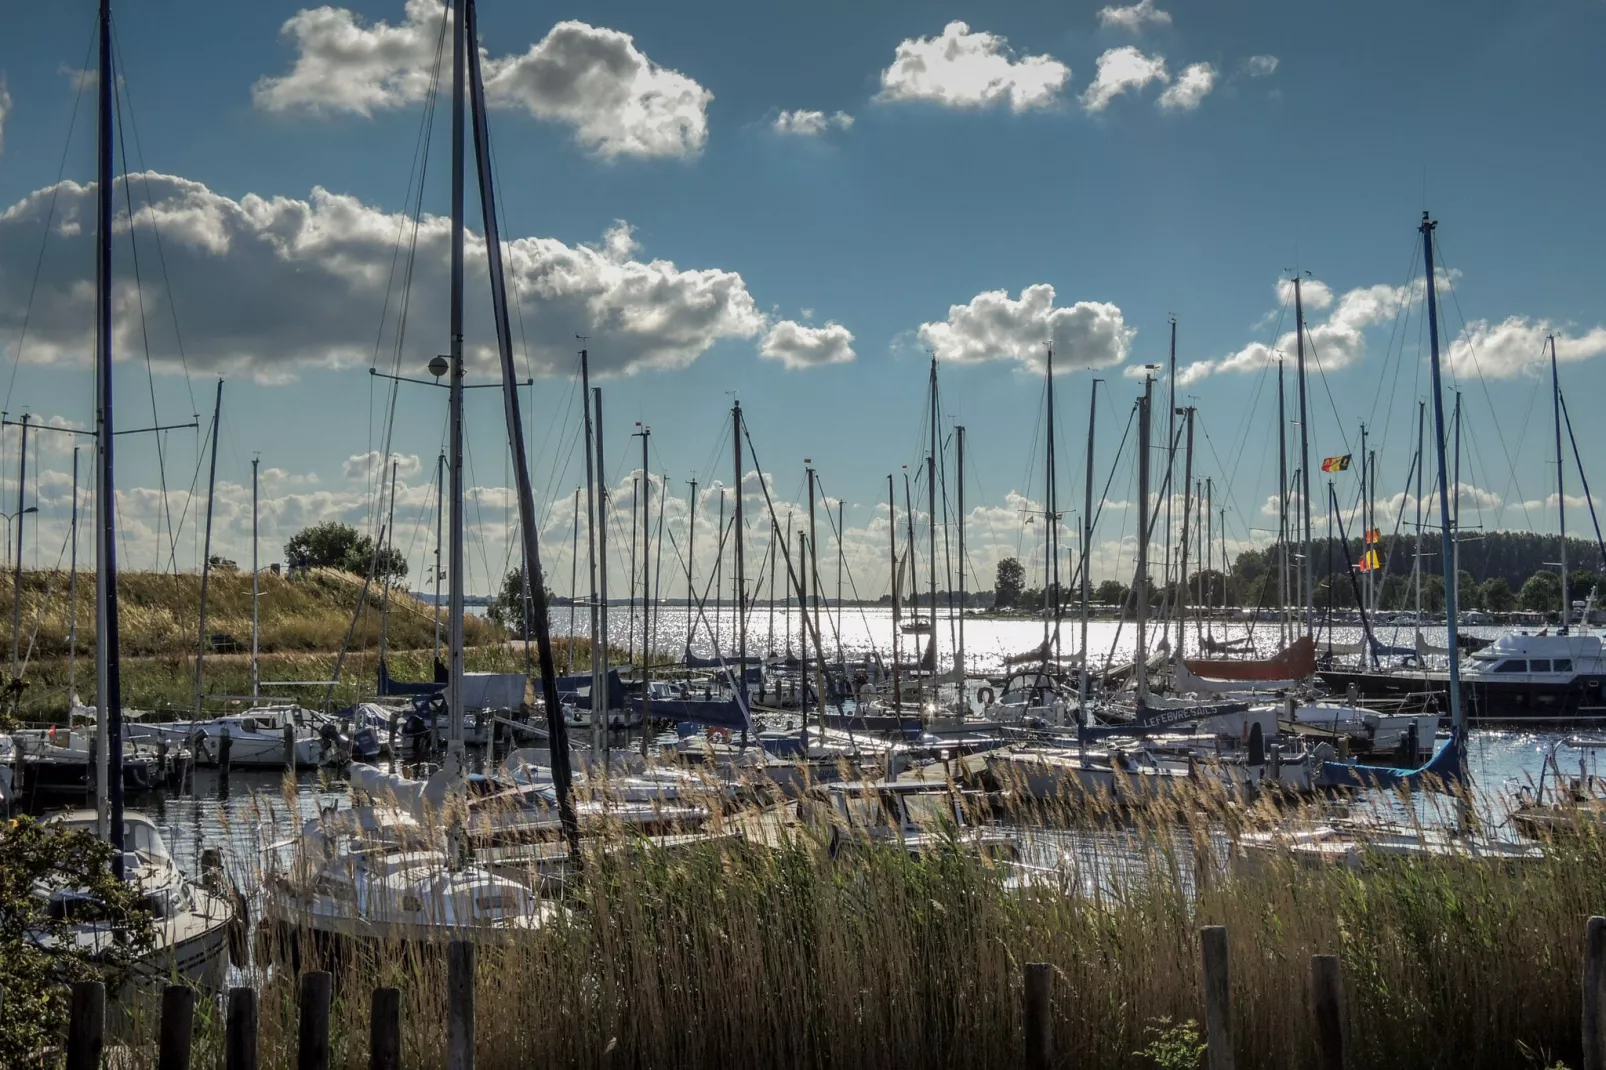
[
  {"x1": 1277, "y1": 360, "x2": 1289, "y2": 644},
  {"x1": 10, "y1": 413, "x2": 28, "y2": 681},
  {"x1": 1421, "y1": 212, "x2": 1464, "y2": 740},
  {"x1": 251, "y1": 456, "x2": 260, "y2": 705},
  {"x1": 434, "y1": 452, "x2": 445, "y2": 665},
  {"x1": 806, "y1": 460, "x2": 818, "y2": 669},
  {"x1": 1359, "y1": 422, "x2": 1369, "y2": 613},
  {"x1": 1165, "y1": 317, "x2": 1177, "y2": 652},
  {"x1": 767, "y1": 523, "x2": 776, "y2": 657},
  {"x1": 955, "y1": 426, "x2": 966, "y2": 684},
  {"x1": 1553, "y1": 334, "x2": 1570, "y2": 627},
  {"x1": 193, "y1": 381, "x2": 223, "y2": 719},
  {"x1": 1043, "y1": 346, "x2": 1055, "y2": 655},
  {"x1": 594, "y1": 385, "x2": 608, "y2": 759},
  {"x1": 68, "y1": 448, "x2": 80, "y2": 707},
  {"x1": 1452, "y1": 390, "x2": 1462, "y2": 607},
  {"x1": 444, "y1": 0, "x2": 467, "y2": 783},
  {"x1": 1134, "y1": 376, "x2": 1153, "y2": 700},
  {"x1": 377, "y1": 456, "x2": 399, "y2": 666},
  {"x1": 579, "y1": 354, "x2": 600, "y2": 747},
  {"x1": 1414, "y1": 401, "x2": 1424, "y2": 619},
  {"x1": 465, "y1": 0, "x2": 577, "y2": 849},
  {"x1": 927, "y1": 354, "x2": 938, "y2": 671},
  {"x1": 889, "y1": 475, "x2": 900, "y2": 711},
  {"x1": 96, "y1": 0, "x2": 125, "y2": 864},
  {"x1": 564, "y1": 488, "x2": 576, "y2": 672},
  {"x1": 714, "y1": 490, "x2": 724, "y2": 656},
  {"x1": 733, "y1": 403, "x2": 748, "y2": 745},
  {"x1": 1205, "y1": 477, "x2": 1214, "y2": 620},
  {"x1": 836, "y1": 500, "x2": 844, "y2": 665},
  {"x1": 1294, "y1": 276, "x2": 1315, "y2": 639},
  {"x1": 684, "y1": 478, "x2": 696, "y2": 654},
  {"x1": 637, "y1": 426, "x2": 651, "y2": 756},
  {"x1": 627, "y1": 475, "x2": 637, "y2": 670},
  {"x1": 1078, "y1": 382, "x2": 1099, "y2": 725},
  {"x1": 1178, "y1": 407, "x2": 1195, "y2": 659}
]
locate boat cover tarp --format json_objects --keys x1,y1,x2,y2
[
  {"x1": 1184, "y1": 636, "x2": 1316, "y2": 682},
  {"x1": 377, "y1": 657, "x2": 447, "y2": 697},
  {"x1": 1171, "y1": 658, "x2": 1300, "y2": 694},
  {"x1": 556, "y1": 669, "x2": 625, "y2": 711}
]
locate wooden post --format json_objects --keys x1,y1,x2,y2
[
  {"x1": 226, "y1": 986, "x2": 258, "y2": 1070},
  {"x1": 371, "y1": 986, "x2": 401, "y2": 1070},
  {"x1": 1310, "y1": 955, "x2": 1345, "y2": 1070},
  {"x1": 448, "y1": 939, "x2": 475, "y2": 1070},
  {"x1": 159, "y1": 983, "x2": 196, "y2": 1070},
  {"x1": 219, "y1": 726, "x2": 232, "y2": 778},
  {"x1": 299, "y1": 971, "x2": 332, "y2": 1070},
  {"x1": 1024, "y1": 962, "x2": 1053, "y2": 1070},
  {"x1": 1586, "y1": 916, "x2": 1606, "y2": 1070},
  {"x1": 1200, "y1": 926, "x2": 1234, "y2": 1070},
  {"x1": 284, "y1": 723, "x2": 297, "y2": 769},
  {"x1": 64, "y1": 980, "x2": 104, "y2": 1070}
]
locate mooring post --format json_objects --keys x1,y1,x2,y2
[
  {"x1": 299, "y1": 971, "x2": 332, "y2": 1070},
  {"x1": 1586, "y1": 916, "x2": 1606, "y2": 1070},
  {"x1": 448, "y1": 939, "x2": 476, "y2": 1070},
  {"x1": 65, "y1": 980, "x2": 104, "y2": 1070},
  {"x1": 1201, "y1": 925, "x2": 1234, "y2": 1070},
  {"x1": 284, "y1": 723, "x2": 297, "y2": 770},
  {"x1": 158, "y1": 983, "x2": 196, "y2": 1070},
  {"x1": 371, "y1": 986, "x2": 402, "y2": 1070},
  {"x1": 1024, "y1": 962, "x2": 1053, "y2": 1070},
  {"x1": 1311, "y1": 955, "x2": 1346, "y2": 1070},
  {"x1": 227, "y1": 986, "x2": 258, "y2": 1070}
]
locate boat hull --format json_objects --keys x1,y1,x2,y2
[{"x1": 1318, "y1": 669, "x2": 1606, "y2": 723}]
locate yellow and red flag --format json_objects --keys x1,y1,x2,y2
[
  {"x1": 1365, "y1": 528, "x2": 1382, "y2": 544},
  {"x1": 1357, "y1": 549, "x2": 1381, "y2": 573},
  {"x1": 1320, "y1": 454, "x2": 1352, "y2": 473}
]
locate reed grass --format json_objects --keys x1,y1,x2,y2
[{"x1": 101, "y1": 775, "x2": 1606, "y2": 1069}]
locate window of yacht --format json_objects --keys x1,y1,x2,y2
[
  {"x1": 1555, "y1": 659, "x2": 1574, "y2": 672},
  {"x1": 1530, "y1": 659, "x2": 1552, "y2": 672},
  {"x1": 1493, "y1": 660, "x2": 1527, "y2": 673}
]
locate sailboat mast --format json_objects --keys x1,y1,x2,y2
[
  {"x1": 1553, "y1": 334, "x2": 1570, "y2": 627},
  {"x1": 1359, "y1": 422, "x2": 1369, "y2": 613},
  {"x1": 579, "y1": 354, "x2": 600, "y2": 752},
  {"x1": 1277, "y1": 360, "x2": 1289, "y2": 643},
  {"x1": 1079, "y1": 382, "x2": 1099, "y2": 724},
  {"x1": 955, "y1": 425, "x2": 966, "y2": 683},
  {"x1": 594, "y1": 386, "x2": 608, "y2": 758},
  {"x1": 10, "y1": 413, "x2": 28, "y2": 680},
  {"x1": 836, "y1": 500, "x2": 844, "y2": 664},
  {"x1": 685, "y1": 478, "x2": 696, "y2": 654},
  {"x1": 1134, "y1": 375, "x2": 1153, "y2": 700},
  {"x1": 1452, "y1": 390, "x2": 1462, "y2": 606},
  {"x1": 68, "y1": 448, "x2": 79, "y2": 707},
  {"x1": 1294, "y1": 276, "x2": 1315, "y2": 639},
  {"x1": 927, "y1": 355, "x2": 938, "y2": 670},
  {"x1": 1165, "y1": 317, "x2": 1177, "y2": 652},
  {"x1": 193, "y1": 381, "x2": 223, "y2": 719},
  {"x1": 639, "y1": 427, "x2": 651, "y2": 756},
  {"x1": 377, "y1": 457, "x2": 398, "y2": 665},
  {"x1": 566, "y1": 486, "x2": 577, "y2": 673},
  {"x1": 251, "y1": 457, "x2": 259, "y2": 705},
  {"x1": 1414, "y1": 401, "x2": 1424, "y2": 619},
  {"x1": 733, "y1": 402, "x2": 748, "y2": 745},
  {"x1": 96, "y1": 0, "x2": 125, "y2": 864},
  {"x1": 1043, "y1": 346, "x2": 1055, "y2": 654},
  {"x1": 889, "y1": 475, "x2": 900, "y2": 711},
  {"x1": 1178, "y1": 408, "x2": 1195, "y2": 659},
  {"x1": 1421, "y1": 213, "x2": 1464, "y2": 738},
  {"x1": 806, "y1": 461, "x2": 818, "y2": 671},
  {"x1": 1205, "y1": 477, "x2": 1214, "y2": 619},
  {"x1": 444, "y1": 0, "x2": 467, "y2": 780},
  {"x1": 434, "y1": 452, "x2": 445, "y2": 665}
]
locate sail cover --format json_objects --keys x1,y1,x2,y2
[{"x1": 1182, "y1": 635, "x2": 1316, "y2": 682}]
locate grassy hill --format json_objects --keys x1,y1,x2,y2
[{"x1": 0, "y1": 567, "x2": 600, "y2": 718}]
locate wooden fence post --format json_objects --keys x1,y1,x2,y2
[
  {"x1": 1310, "y1": 955, "x2": 1345, "y2": 1070},
  {"x1": 299, "y1": 971, "x2": 332, "y2": 1070},
  {"x1": 64, "y1": 980, "x2": 104, "y2": 1070},
  {"x1": 1585, "y1": 916, "x2": 1606, "y2": 1070},
  {"x1": 448, "y1": 940, "x2": 475, "y2": 1070},
  {"x1": 226, "y1": 986, "x2": 258, "y2": 1070},
  {"x1": 1200, "y1": 925, "x2": 1234, "y2": 1070},
  {"x1": 159, "y1": 983, "x2": 196, "y2": 1070},
  {"x1": 371, "y1": 986, "x2": 401, "y2": 1070},
  {"x1": 1024, "y1": 962, "x2": 1053, "y2": 1070}
]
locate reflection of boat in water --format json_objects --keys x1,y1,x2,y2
[
  {"x1": 40, "y1": 810, "x2": 233, "y2": 990},
  {"x1": 13, "y1": 727, "x2": 187, "y2": 796}
]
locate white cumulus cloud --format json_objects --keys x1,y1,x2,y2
[
  {"x1": 771, "y1": 109, "x2": 853, "y2": 135},
  {"x1": 1097, "y1": 0, "x2": 1173, "y2": 32},
  {"x1": 0, "y1": 173, "x2": 765, "y2": 382},
  {"x1": 254, "y1": 2, "x2": 711, "y2": 159},
  {"x1": 1242, "y1": 55, "x2": 1279, "y2": 78},
  {"x1": 916, "y1": 284, "x2": 1134, "y2": 373},
  {"x1": 343, "y1": 451, "x2": 422, "y2": 481},
  {"x1": 1081, "y1": 47, "x2": 1169, "y2": 112},
  {"x1": 1446, "y1": 318, "x2": 1606, "y2": 379},
  {"x1": 876, "y1": 22, "x2": 1071, "y2": 112},
  {"x1": 759, "y1": 320, "x2": 856, "y2": 370},
  {"x1": 1157, "y1": 62, "x2": 1216, "y2": 112}
]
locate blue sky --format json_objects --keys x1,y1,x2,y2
[{"x1": 0, "y1": 0, "x2": 1603, "y2": 598}]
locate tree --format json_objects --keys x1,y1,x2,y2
[
  {"x1": 994, "y1": 557, "x2": 1025, "y2": 608},
  {"x1": 1520, "y1": 570, "x2": 1563, "y2": 614},
  {"x1": 1457, "y1": 571, "x2": 1482, "y2": 610},
  {"x1": 285, "y1": 521, "x2": 407, "y2": 581},
  {"x1": 0, "y1": 818, "x2": 155, "y2": 1063},
  {"x1": 1094, "y1": 579, "x2": 1129, "y2": 607},
  {"x1": 1480, "y1": 576, "x2": 1514, "y2": 613},
  {"x1": 488, "y1": 568, "x2": 552, "y2": 638}
]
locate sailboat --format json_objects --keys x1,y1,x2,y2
[
  {"x1": 29, "y1": 0, "x2": 234, "y2": 991},
  {"x1": 267, "y1": 0, "x2": 573, "y2": 945}
]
